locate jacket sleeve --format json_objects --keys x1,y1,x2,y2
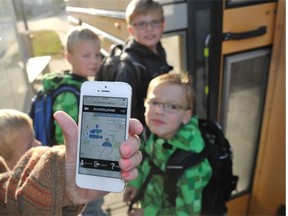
[
  {"x1": 53, "y1": 92, "x2": 79, "y2": 145},
  {"x1": 116, "y1": 60, "x2": 147, "y2": 125},
  {"x1": 0, "y1": 146, "x2": 84, "y2": 215},
  {"x1": 116, "y1": 61, "x2": 140, "y2": 113}
]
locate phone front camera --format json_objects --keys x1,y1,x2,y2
[{"x1": 105, "y1": 86, "x2": 107, "y2": 88}]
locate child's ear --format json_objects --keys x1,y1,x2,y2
[
  {"x1": 182, "y1": 109, "x2": 192, "y2": 125},
  {"x1": 66, "y1": 52, "x2": 72, "y2": 64},
  {"x1": 127, "y1": 24, "x2": 133, "y2": 35},
  {"x1": 162, "y1": 20, "x2": 166, "y2": 29}
]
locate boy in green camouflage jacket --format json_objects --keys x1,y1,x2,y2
[
  {"x1": 124, "y1": 72, "x2": 212, "y2": 216},
  {"x1": 42, "y1": 27, "x2": 102, "y2": 145}
]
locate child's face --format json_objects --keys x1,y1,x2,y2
[
  {"x1": 145, "y1": 83, "x2": 192, "y2": 140},
  {"x1": 128, "y1": 12, "x2": 165, "y2": 53},
  {"x1": 67, "y1": 39, "x2": 102, "y2": 78}
]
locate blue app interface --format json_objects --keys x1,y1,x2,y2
[{"x1": 79, "y1": 96, "x2": 128, "y2": 178}]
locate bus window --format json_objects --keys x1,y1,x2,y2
[
  {"x1": 221, "y1": 48, "x2": 270, "y2": 193},
  {"x1": 161, "y1": 32, "x2": 187, "y2": 72}
]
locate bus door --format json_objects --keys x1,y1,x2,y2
[{"x1": 209, "y1": 0, "x2": 277, "y2": 215}]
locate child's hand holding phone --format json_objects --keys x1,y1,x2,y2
[{"x1": 76, "y1": 81, "x2": 132, "y2": 192}]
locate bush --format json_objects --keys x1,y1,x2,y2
[{"x1": 31, "y1": 30, "x2": 64, "y2": 59}]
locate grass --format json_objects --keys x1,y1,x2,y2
[{"x1": 31, "y1": 30, "x2": 64, "y2": 59}]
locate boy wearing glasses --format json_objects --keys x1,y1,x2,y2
[
  {"x1": 98, "y1": 0, "x2": 172, "y2": 126},
  {"x1": 123, "y1": 72, "x2": 212, "y2": 216}
]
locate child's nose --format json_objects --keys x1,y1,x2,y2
[
  {"x1": 146, "y1": 23, "x2": 154, "y2": 30},
  {"x1": 154, "y1": 104, "x2": 165, "y2": 114}
]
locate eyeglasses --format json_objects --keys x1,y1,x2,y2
[
  {"x1": 132, "y1": 19, "x2": 163, "y2": 30},
  {"x1": 145, "y1": 99, "x2": 188, "y2": 113}
]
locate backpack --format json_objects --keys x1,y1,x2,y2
[
  {"x1": 96, "y1": 44, "x2": 146, "y2": 82},
  {"x1": 129, "y1": 118, "x2": 238, "y2": 215},
  {"x1": 95, "y1": 44, "x2": 122, "y2": 81},
  {"x1": 96, "y1": 44, "x2": 150, "y2": 125},
  {"x1": 29, "y1": 84, "x2": 80, "y2": 146}
]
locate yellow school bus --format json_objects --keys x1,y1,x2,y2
[{"x1": 65, "y1": 0, "x2": 285, "y2": 215}]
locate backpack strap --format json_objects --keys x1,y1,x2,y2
[
  {"x1": 51, "y1": 84, "x2": 80, "y2": 100},
  {"x1": 110, "y1": 44, "x2": 123, "y2": 56},
  {"x1": 128, "y1": 157, "x2": 163, "y2": 212},
  {"x1": 49, "y1": 84, "x2": 80, "y2": 146},
  {"x1": 128, "y1": 144, "x2": 209, "y2": 210}
]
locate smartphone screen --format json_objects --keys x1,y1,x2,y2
[{"x1": 78, "y1": 95, "x2": 128, "y2": 179}]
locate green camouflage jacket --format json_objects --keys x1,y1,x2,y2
[
  {"x1": 128, "y1": 116, "x2": 212, "y2": 216},
  {"x1": 42, "y1": 71, "x2": 86, "y2": 145}
]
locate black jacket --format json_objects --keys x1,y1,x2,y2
[{"x1": 116, "y1": 39, "x2": 173, "y2": 126}]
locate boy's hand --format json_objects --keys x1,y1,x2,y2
[{"x1": 54, "y1": 111, "x2": 143, "y2": 206}]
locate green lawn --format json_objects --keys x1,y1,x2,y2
[{"x1": 31, "y1": 30, "x2": 64, "y2": 59}]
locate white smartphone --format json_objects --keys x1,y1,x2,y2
[{"x1": 76, "y1": 81, "x2": 132, "y2": 192}]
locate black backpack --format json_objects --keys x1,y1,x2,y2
[
  {"x1": 129, "y1": 118, "x2": 238, "y2": 215},
  {"x1": 96, "y1": 44, "x2": 144, "y2": 81}
]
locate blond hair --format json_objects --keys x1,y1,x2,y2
[
  {"x1": 0, "y1": 109, "x2": 33, "y2": 161},
  {"x1": 66, "y1": 27, "x2": 100, "y2": 53},
  {"x1": 126, "y1": 0, "x2": 164, "y2": 25},
  {"x1": 147, "y1": 72, "x2": 195, "y2": 109}
]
